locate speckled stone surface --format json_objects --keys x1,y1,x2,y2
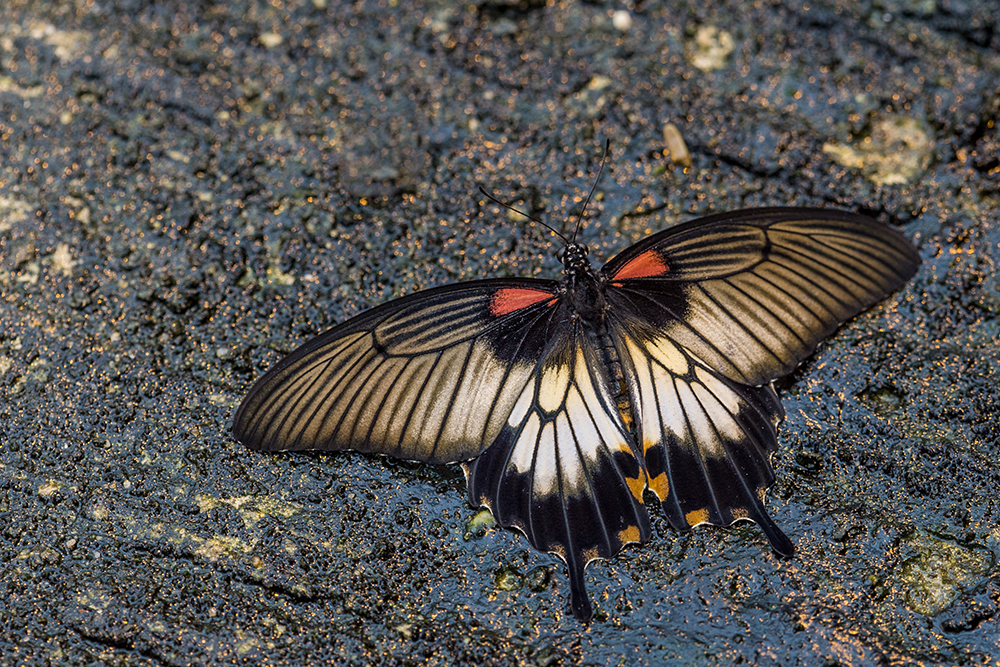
[{"x1": 1, "y1": 1, "x2": 998, "y2": 664}]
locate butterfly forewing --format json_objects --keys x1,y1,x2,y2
[
  {"x1": 466, "y1": 328, "x2": 651, "y2": 622},
  {"x1": 233, "y1": 280, "x2": 561, "y2": 464},
  {"x1": 602, "y1": 208, "x2": 921, "y2": 386}
]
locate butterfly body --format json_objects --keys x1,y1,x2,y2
[
  {"x1": 234, "y1": 207, "x2": 920, "y2": 621},
  {"x1": 542, "y1": 243, "x2": 629, "y2": 409}
]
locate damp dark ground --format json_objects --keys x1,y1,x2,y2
[{"x1": 1, "y1": 0, "x2": 999, "y2": 665}]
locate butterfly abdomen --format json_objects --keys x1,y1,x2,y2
[{"x1": 591, "y1": 327, "x2": 634, "y2": 434}]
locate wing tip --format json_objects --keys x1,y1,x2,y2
[
  {"x1": 231, "y1": 416, "x2": 256, "y2": 450},
  {"x1": 232, "y1": 400, "x2": 275, "y2": 452}
]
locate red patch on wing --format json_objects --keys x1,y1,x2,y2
[
  {"x1": 612, "y1": 250, "x2": 669, "y2": 281},
  {"x1": 490, "y1": 288, "x2": 555, "y2": 316}
]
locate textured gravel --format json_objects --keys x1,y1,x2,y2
[{"x1": 1, "y1": 0, "x2": 998, "y2": 665}]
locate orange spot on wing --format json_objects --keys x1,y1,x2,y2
[
  {"x1": 612, "y1": 250, "x2": 669, "y2": 281},
  {"x1": 489, "y1": 287, "x2": 554, "y2": 316},
  {"x1": 685, "y1": 508, "x2": 710, "y2": 527},
  {"x1": 649, "y1": 472, "x2": 670, "y2": 498},
  {"x1": 625, "y1": 473, "x2": 647, "y2": 501},
  {"x1": 618, "y1": 525, "x2": 642, "y2": 544}
]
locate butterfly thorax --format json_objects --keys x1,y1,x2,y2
[{"x1": 560, "y1": 243, "x2": 607, "y2": 325}]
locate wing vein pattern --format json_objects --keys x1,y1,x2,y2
[
  {"x1": 603, "y1": 209, "x2": 919, "y2": 557},
  {"x1": 603, "y1": 208, "x2": 922, "y2": 386},
  {"x1": 234, "y1": 281, "x2": 562, "y2": 464}
]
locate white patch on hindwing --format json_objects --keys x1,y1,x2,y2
[
  {"x1": 624, "y1": 334, "x2": 748, "y2": 459},
  {"x1": 537, "y1": 361, "x2": 571, "y2": 413},
  {"x1": 510, "y1": 413, "x2": 541, "y2": 474},
  {"x1": 534, "y1": 421, "x2": 558, "y2": 492},
  {"x1": 643, "y1": 335, "x2": 689, "y2": 376},
  {"x1": 692, "y1": 366, "x2": 743, "y2": 442},
  {"x1": 501, "y1": 345, "x2": 634, "y2": 498},
  {"x1": 507, "y1": 375, "x2": 536, "y2": 427},
  {"x1": 555, "y1": 412, "x2": 585, "y2": 494}
]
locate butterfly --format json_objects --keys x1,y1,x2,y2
[{"x1": 233, "y1": 157, "x2": 920, "y2": 621}]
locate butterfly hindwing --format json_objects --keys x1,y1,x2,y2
[
  {"x1": 612, "y1": 325, "x2": 793, "y2": 555},
  {"x1": 602, "y1": 208, "x2": 921, "y2": 386},
  {"x1": 233, "y1": 280, "x2": 563, "y2": 464},
  {"x1": 465, "y1": 328, "x2": 651, "y2": 621}
]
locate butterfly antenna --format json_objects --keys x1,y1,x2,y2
[
  {"x1": 478, "y1": 186, "x2": 568, "y2": 243},
  {"x1": 572, "y1": 138, "x2": 611, "y2": 242}
]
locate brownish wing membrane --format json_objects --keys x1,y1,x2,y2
[
  {"x1": 605, "y1": 208, "x2": 919, "y2": 555},
  {"x1": 234, "y1": 205, "x2": 921, "y2": 621}
]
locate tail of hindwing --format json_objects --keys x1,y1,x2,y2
[{"x1": 465, "y1": 340, "x2": 652, "y2": 621}]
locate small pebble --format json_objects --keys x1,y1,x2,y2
[
  {"x1": 663, "y1": 123, "x2": 692, "y2": 167},
  {"x1": 612, "y1": 10, "x2": 632, "y2": 32}
]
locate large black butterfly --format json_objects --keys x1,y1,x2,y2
[{"x1": 233, "y1": 183, "x2": 920, "y2": 621}]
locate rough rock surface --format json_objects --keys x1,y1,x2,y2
[{"x1": 1, "y1": 0, "x2": 998, "y2": 664}]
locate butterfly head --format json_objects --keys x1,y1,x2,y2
[{"x1": 558, "y1": 243, "x2": 591, "y2": 275}]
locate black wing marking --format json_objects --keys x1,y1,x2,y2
[
  {"x1": 465, "y1": 329, "x2": 651, "y2": 621},
  {"x1": 612, "y1": 327, "x2": 793, "y2": 556},
  {"x1": 233, "y1": 280, "x2": 564, "y2": 464},
  {"x1": 603, "y1": 208, "x2": 921, "y2": 386}
]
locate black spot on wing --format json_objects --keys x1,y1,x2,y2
[
  {"x1": 603, "y1": 278, "x2": 688, "y2": 330},
  {"x1": 478, "y1": 295, "x2": 568, "y2": 367}
]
